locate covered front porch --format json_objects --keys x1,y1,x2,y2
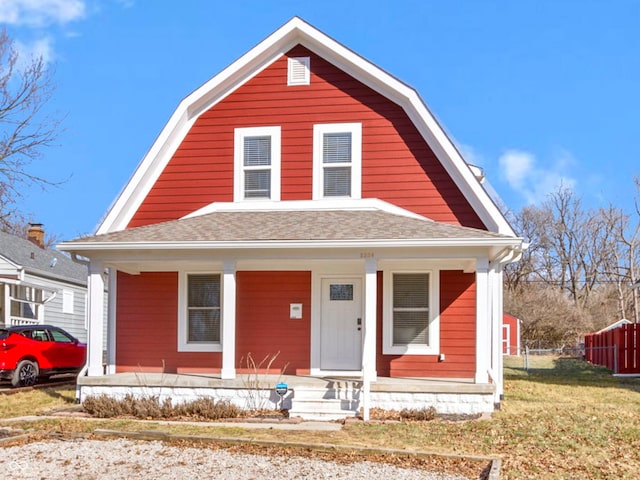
[
  {"x1": 78, "y1": 372, "x2": 495, "y2": 420},
  {"x1": 58, "y1": 201, "x2": 523, "y2": 420}
]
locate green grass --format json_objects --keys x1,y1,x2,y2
[{"x1": 2, "y1": 357, "x2": 640, "y2": 479}]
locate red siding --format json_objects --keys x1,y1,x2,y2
[
  {"x1": 129, "y1": 45, "x2": 484, "y2": 230},
  {"x1": 377, "y1": 270, "x2": 476, "y2": 378},
  {"x1": 115, "y1": 272, "x2": 222, "y2": 373},
  {"x1": 235, "y1": 271, "x2": 311, "y2": 374}
]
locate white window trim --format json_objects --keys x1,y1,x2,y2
[
  {"x1": 233, "y1": 126, "x2": 281, "y2": 202},
  {"x1": 312, "y1": 123, "x2": 362, "y2": 200},
  {"x1": 383, "y1": 268, "x2": 440, "y2": 355},
  {"x1": 178, "y1": 271, "x2": 223, "y2": 353},
  {"x1": 288, "y1": 56, "x2": 310, "y2": 86}
]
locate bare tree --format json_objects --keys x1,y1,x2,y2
[
  {"x1": 504, "y1": 185, "x2": 632, "y2": 346},
  {"x1": 599, "y1": 203, "x2": 640, "y2": 322},
  {"x1": 0, "y1": 28, "x2": 62, "y2": 230},
  {"x1": 504, "y1": 205, "x2": 552, "y2": 292}
]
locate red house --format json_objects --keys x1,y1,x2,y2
[{"x1": 59, "y1": 18, "x2": 523, "y2": 419}]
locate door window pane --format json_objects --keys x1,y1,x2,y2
[{"x1": 330, "y1": 284, "x2": 354, "y2": 301}]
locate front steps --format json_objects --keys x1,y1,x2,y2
[{"x1": 289, "y1": 380, "x2": 361, "y2": 421}]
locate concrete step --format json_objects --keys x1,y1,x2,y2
[{"x1": 289, "y1": 386, "x2": 361, "y2": 421}]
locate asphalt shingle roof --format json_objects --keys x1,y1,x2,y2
[
  {"x1": 71, "y1": 209, "x2": 510, "y2": 244},
  {"x1": 0, "y1": 230, "x2": 87, "y2": 284}
]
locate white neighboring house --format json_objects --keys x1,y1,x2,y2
[{"x1": 0, "y1": 224, "x2": 88, "y2": 342}]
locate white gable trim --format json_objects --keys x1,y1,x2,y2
[{"x1": 97, "y1": 17, "x2": 514, "y2": 237}]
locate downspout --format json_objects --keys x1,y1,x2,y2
[{"x1": 71, "y1": 253, "x2": 90, "y2": 267}]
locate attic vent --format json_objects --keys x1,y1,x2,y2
[{"x1": 288, "y1": 57, "x2": 310, "y2": 86}]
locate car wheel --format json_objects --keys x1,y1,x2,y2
[{"x1": 11, "y1": 360, "x2": 39, "y2": 387}]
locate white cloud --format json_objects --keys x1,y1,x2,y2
[
  {"x1": 0, "y1": 0, "x2": 86, "y2": 27},
  {"x1": 15, "y1": 36, "x2": 55, "y2": 66},
  {"x1": 500, "y1": 150, "x2": 534, "y2": 189},
  {"x1": 498, "y1": 149, "x2": 576, "y2": 205}
]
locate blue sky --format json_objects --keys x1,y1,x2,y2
[{"x1": 2, "y1": 0, "x2": 639, "y2": 240}]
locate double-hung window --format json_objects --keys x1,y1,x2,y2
[
  {"x1": 383, "y1": 269, "x2": 439, "y2": 355},
  {"x1": 313, "y1": 123, "x2": 362, "y2": 199},
  {"x1": 10, "y1": 285, "x2": 43, "y2": 322},
  {"x1": 178, "y1": 273, "x2": 222, "y2": 352},
  {"x1": 234, "y1": 126, "x2": 281, "y2": 201}
]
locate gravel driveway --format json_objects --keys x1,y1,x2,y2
[{"x1": 2, "y1": 438, "x2": 473, "y2": 479}]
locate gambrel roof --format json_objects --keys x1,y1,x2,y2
[{"x1": 96, "y1": 17, "x2": 515, "y2": 237}]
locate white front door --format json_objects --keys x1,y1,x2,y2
[{"x1": 320, "y1": 278, "x2": 362, "y2": 371}]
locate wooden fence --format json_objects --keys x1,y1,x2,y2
[{"x1": 584, "y1": 324, "x2": 640, "y2": 374}]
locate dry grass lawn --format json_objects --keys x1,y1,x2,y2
[{"x1": 1, "y1": 356, "x2": 639, "y2": 479}]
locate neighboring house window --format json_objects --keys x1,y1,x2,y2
[
  {"x1": 288, "y1": 56, "x2": 310, "y2": 85},
  {"x1": 383, "y1": 269, "x2": 440, "y2": 355},
  {"x1": 178, "y1": 272, "x2": 222, "y2": 352},
  {"x1": 10, "y1": 285, "x2": 42, "y2": 322},
  {"x1": 62, "y1": 290, "x2": 74, "y2": 314},
  {"x1": 234, "y1": 126, "x2": 281, "y2": 201},
  {"x1": 313, "y1": 123, "x2": 362, "y2": 199}
]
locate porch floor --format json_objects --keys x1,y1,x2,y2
[{"x1": 78, "y1": 372, "x2": 494, "y2": 394}]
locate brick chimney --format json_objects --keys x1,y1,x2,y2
[{"x1": 28, "y1": 223, "x2": 45, "y2": 249}]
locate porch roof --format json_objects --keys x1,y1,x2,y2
[{"x1": 59, "y1": 207, "x2": 519, "y2": 251}]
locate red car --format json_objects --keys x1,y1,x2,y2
[{"x1": 0, "y1": 325, "x2": 86, "y2": 387}]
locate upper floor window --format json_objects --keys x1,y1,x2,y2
[
  {"x1": 234, "y1": 126, "x2": 281, "y2": 202},
  {"x1": 313, "y1": 123, "x2": 362, "y2": 200}
]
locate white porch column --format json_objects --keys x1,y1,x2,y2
[
  {"x1": 362, "y1": 258, "x2": 378, "y2": 381},
  {"x1": 106, "y1": 269, "x2": 117, "y2": 375},
  {"x1": 362, "y1": 258, "x2": 378, "y2": 422},
  {"x1": 87, "y1": 260, "x2": 105, "y2": 377},
  {"x1": 475, "y1": 258, "x2": 490, "y2": 383},
  {"x1": 221, "y1": 260, "x2": 237, "y2": 380}
]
